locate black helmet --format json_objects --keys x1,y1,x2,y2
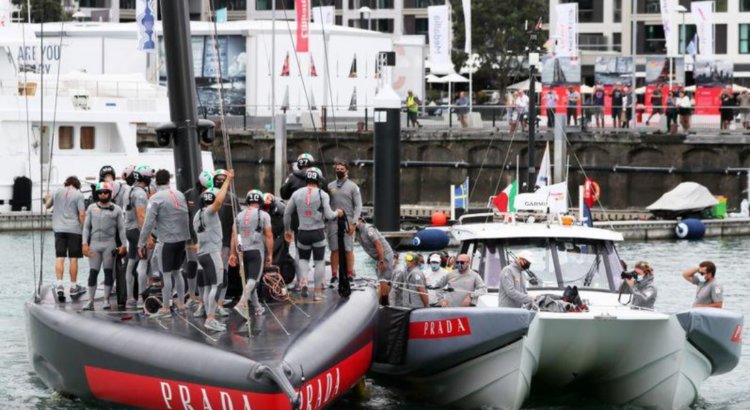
[
  {"x1": 297, "y1": 153, "x2": 315, "y2": 169},
  {"x1": 245, "y1": 189, "x2": 263, "y2": 205},
  {"x1": 122, "y1": 165, "x2": 136, "y2": 186},
  {"x1": 201, "y1": 188, "x2": 219, "y2": 206},
  {"x1": 305, "y1": 167, "x2": 322, "y2": 183},
  {"x1": 99, "y1": 165, "x2": 116, "y2": 181}
]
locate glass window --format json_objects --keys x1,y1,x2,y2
[
  {"x1": 256, "y1": 0, "x2": 270, "y2": 10},
  {"x1": 613, "y1": 33, "x2": 622, "y2": 52},
  {"x1": 741, "y1": 24, "x2": 750, "y2": 54},
  {"x1": 376, "y1": 18, "x2": 393, "y2": 33},
  {"x1": 579, "y1": 33, "x2": 607, "y2": 51},
  {"x1": 80, "y1": 127, "x2": 95, "y2": 150},
  {"x1": 378, "y1": 0, "x2": 393, "y2": 8},
  {"x1": 742, "y1": 0, "x2": 750, "y2": 12},
  {"x1": 614, "y1": 0, "x2": 621, "y2": 22},
  {"x1": 679, "y1": 24, "x2": 697, "y2": 54},
  {"x1": 715, "y1": 0, "x2": 727, "y2": 12},
  {"x1": 503, "y1": 239, "x2": 558, "y2": 288},
  {"x1": 644, "y1": 24, "x2": 666, "y2": 54},
  {"x1": 644, "y1": 0, "x2": 660, "y2": 13},
  {"x1": 58, "y1": 126, "x2": 73, "y2": 150},
  {"x1": 555, "y1": 239, "x2": 610, "y2": 290}
]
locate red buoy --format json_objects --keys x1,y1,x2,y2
[{"x1": 431, "y1": 211, "x2": 448, "y2": 226}]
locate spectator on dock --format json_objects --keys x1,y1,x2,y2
[
  {"x1": 622, "y1": 87, "x2": 634, "y2": 128},
  {"x1": 719, "y1": 87, "x2": 736, "y2": 130},
  {"x1": 682, "y1": 261, "x2": 723, "y2": 308},
  {"x1": 433, "y1": 253, "x2": 487, "y2": 308},
  {"x1": 512, "y1": 90, "x2": 529, "y2": 133},
  {"x1": 738, "y1": 90, "x2": 750, "y2": 129},
  {"x1": 545, "y1": 89, "x2": 557, "y2": 128},
  {"x1": 645, "y1": 86, "x2": 663, "y2": 126},
  {"x1": 405, "y1": 90, "x2": 422, "y2": 129},
  {"x1": 566, "y1": 86, "x2": 580, "y2": 127},
  {"x1": 456, "y1": 91, "x2": 469, "y2": 128},
  {"x1": 609, "y1": 83, "x2": 624, "y2": 128},
  {"x1": 44, "y1": 176, "x2": 87, "y2": 301},
  {"x1": 678, "y1": 90, "x2": 693, "y2": 132},
  {"x1": 592, "y1": 85, "x2": 605, "y2": 128},
  {"x1": 666, "y1": 91, "x2": 679, "y2": 134},
  {"x1": 624, "y1": 261, "x2": 657, "y2": 310}
]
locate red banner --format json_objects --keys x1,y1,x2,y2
[
  {"x1": 694, "y1": 87, "x2": 723, "y2": 115},
  {"x1": 296, "y1": 0, "x2": 310, "y2": 52}
]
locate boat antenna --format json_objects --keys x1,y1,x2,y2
[{"x1": 206, "y1": 0, "x2": 253, "y2": 332}]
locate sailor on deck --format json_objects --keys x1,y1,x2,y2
[
  {"x1": 498, "y1": 251, "x2": 536, "y2": 308},
  {"x1": 401, "y1": 252, "x2": 429, "y2": 308},
  {"x1": 183, "y1": 170, "x2": 215, "y2": 316},
  {"x1": 355, "y1": 218, "x2": 393, "y2": 305},
  {"x1": 434, "y1": 253, "x2": 487, "y2": 307},
  {"x1": 126, "y1": 166, "x2": 154, "y2": 308},
  {"x1": 212, "y1": 169, "x2": 242, "y2": 317},
  {"x1": 234, "y1": 189, "x2": 273, "y2": 318},
  {"x1": 425, "y1": 253, "x2": 449, "y2": 306},
  {"x1": 327, "y1": 161, "x2": 362, "y2": 283},
  {"x1": 81, "y1": 182, "x2": 127, "y2": 310}
]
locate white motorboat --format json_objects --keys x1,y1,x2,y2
[
  {"x1": 0, "y1": 26, "x2": 213, "y2": 212},
  {"x1": 371, "y1": 216, "x2": 743, "y2": 410}
]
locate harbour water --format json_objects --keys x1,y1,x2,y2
[{"x1": 2, "y1": 232, "x2": 748, "y2": 409}]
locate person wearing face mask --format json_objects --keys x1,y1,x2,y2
[
  {"x1": 498, "y1": 251, "x2": 536, "y2": 308},
  {"x1": 624, "y1": 261, "x2": 657, "y2": 309},
  {"x1": 401, "y1": 252, "x2": 429, "y2": 308},
  {"x1": 425, "y1": 253, "x2": 449, "y2": 306},
  {"x1": 327, "y1": 161, "x2": 362, "y2": 283},
  {"x1": 389, "y1": 252, "x2": 405, "y2": 306},
  {"x1": 681, "y1": 261, "x2": 724, "y2": 308},
  {"x1": 433, "y1": 254, "x2": 487, "y2": 307}
]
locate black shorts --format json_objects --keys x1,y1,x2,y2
[
  {"x1": 161, "y1": 241, "x2": 186, "y2": 272},
  {"x1": 297, "y1": 229, "x2": 326, "y2": 261},
  {"x1": 126, "y1": 229, "x2": 140, "y2": 259},
  {"x1": 55, "y1": 232, "x2": 82, "y2": 258},
  {"x1": 611, "y1": 108, "x2": 622, "y2": 118},
  {"x1": 242, "y1": 249, "x2": 263, "y2": 281}
]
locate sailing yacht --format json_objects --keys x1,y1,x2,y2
[{"x1": 0, "y1": 25, "x2": 213, "y2": 212}]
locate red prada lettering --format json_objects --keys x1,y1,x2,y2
[
  {"x1": 408, "y1": 316, "x2": 471, "y2": 339},
  {"x1": 731, "y1": 324, "x2": 743, "y2": 343}
]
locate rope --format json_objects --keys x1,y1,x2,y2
[
  {"x1": 563, "y1": 135, "x2": 615, "y2": 230},
  {"x1": 20, "y1": 16, "x2": 38, "y2": 298},
  {"x1": 36, "y1": 17, "x2": 45, "y2": 298},
  {"x1": 318, "y1": 0, "x2": 339, "y2": 137}
]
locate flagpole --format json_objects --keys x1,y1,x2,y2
[
  {"x1": 271, "y1": 0, "x2": 276, "y2": 125},
  {"x1": 450, "y1": 185, "x2": 456, "y2": 221}
]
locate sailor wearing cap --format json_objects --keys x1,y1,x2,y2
[{"x1": 498, "y1": 250, "x2": 536, "y2": 308}]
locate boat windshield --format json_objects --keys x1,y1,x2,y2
[{"x1": 475, "y1": 238, "x2": 619, "y2": 291}]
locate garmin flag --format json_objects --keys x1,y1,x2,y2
[{"x1": 296, "y1": 0, "x2": 310, "y2": 52}]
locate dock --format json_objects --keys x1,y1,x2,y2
[{"x1": 0, "y1": 212, "x2": 51, "y2": 232}]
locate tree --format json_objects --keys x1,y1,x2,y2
[
  {"x1": 12, "y1": 0, "x2": 69, "y2": 23},
  {"x1": 449, "y1": 0, "x2": 548, "y2": 95}
]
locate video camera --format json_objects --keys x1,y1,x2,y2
[{"x1": 621, "y1": 270, "x2": 637, "y2": 280}]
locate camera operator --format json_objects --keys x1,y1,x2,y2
[{"x1": 623, "y1": 261, "x2": 657, "y2": 309}]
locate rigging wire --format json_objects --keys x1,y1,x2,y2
[
  {"x1": 317, "y1": 0, "x2": 339, "y2": 137},
  {"x1": 20, "y1": 14, "x2": 38, "y2": 298},
  {"x1": 36, "y1": 16, "x2": 45, "y2": 298}
]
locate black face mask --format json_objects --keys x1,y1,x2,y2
[
  {"x1": 99, "y1": 196, "x2": 111, "y2": 204},
  {"x1": 520, "y1": 260, "x2": 531, "y2": 270},
  {"x1": 336, "y1": 171, "x2": 346, "y2": 179}
]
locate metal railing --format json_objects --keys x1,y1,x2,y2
[{"x1": 3, "y1": 79, "x2": 166, "y2": 99}]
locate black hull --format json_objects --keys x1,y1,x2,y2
[{"x1": 26, "y1": 284, "x2": 377, "y2": 409}]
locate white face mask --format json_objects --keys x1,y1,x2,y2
[{"x1": 696, "y1": 273, "x2": 706, "y2": 283}]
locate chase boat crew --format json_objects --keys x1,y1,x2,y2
[{"x1": 82, "y1": 182, "x2": 127, "y2": 311}]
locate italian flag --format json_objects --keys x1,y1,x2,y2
[{"x1": 493, "y1": 180, "x2": 518, "y2": 213}]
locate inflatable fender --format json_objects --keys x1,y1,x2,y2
[
  {"x1": 676, "y1": 308, "x2": 744, "y2": 375},
  {"x1": 675, "y1": 218, "x2": 705, "y2": 240},
  {"x1": 412, "y1": 229, "x2": 450, "y2": 251}
]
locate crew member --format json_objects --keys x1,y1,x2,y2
[
  {"x1": 327, "y1": 161, "x2": 362, "y2": 283},
  {"x1": 682, "y1": 261, "x2": 723, "y2": 308},
  {"x1": 284, "y1": 167, "x2": 342, "y2": 300},
  {"x1": 128, "y1": 166, "x2": 154, "y2": 308},
  {"x1": 433, "y1": 253, "x2": 487, "y2": 307},
  {"x1": 82, "y1": 182, "x2": 127, "y2": 310},
  {"x1": 498, "y1": 251, "x2": 535, "y2": 308},
  {"x1": 44, "y1": 176, "x2": 87, "y2": 301},
  {"x1": 425, "y1": 253, "x2": 449, "y2": 305},
  {"x1": 212, "y1": 169, "x2": 241, "y2": 317},
  {"x1": 98, "y1": 165, "x2": 125, "y2": 208},
  {"x1": 138, "y1": 170, "x2": 191, "y2": 318},
  {"x1": 120, "y1": 165, "x2": 139, "y2": 307},
  {"x1": 401, "y1": 252, "x2": 429, "y2": 308},
  {"x1": 234, "y1": 189, "x2": 273, "y2": 318},
  {"x1": 355, "y1": 217, "x2": 394, "y2": 305},
  {"x1": 624, "y1": 261, "x2": 657, "y2": 309},
  {"x1": 389, "y1": 252, "x2": 404, "y2": 306},
  {"x1": 183, "y1": 170, "x2": 214, "y2": 316},
  {"x1": 280, "y1": 153, "x2": 324, "y2": 200},
  {"x1": 193, "y1": 169, "x2": 234, "y2": 332},
  {"x1": 262, "y1": 192, "x2": 294, "y2": 283}
]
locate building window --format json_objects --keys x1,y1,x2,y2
[
  {"x1": 579, "y1": 33, "x2": 607, "y2": 51},
  {"x1": 678, "y1": 24, "x2": 697, "y2": 54},
  {"x1": 378, "y1": 0, "x2": 393, "y2": 8},
  {"x1": 715, "y1": 0, "x2": 727, "y2": 12},
  {"x1": 58, "y1": 126, "x2": 73, "y2": 150},
  {"x1": 413, "y1": 0, "x2": 445, "y2": 7},
  {"x1": 644, "y1": 0, "x2": 660, "y2": 13},
  {"x1": 614, "y1": 0, "x2": 621, "y2": 22},
  {"x1": 741, "y1": 24, "x2": 750, "y2": 54},
  {"x1": 613, "y1": 32, "x2": 622, "y2": 52},
  {"x1": 644, "y1": 24, "x2": 666, "y2": 54},
  {"x1": 80, "y1": 127, "x2": 95, "y2": 150},
  {"x1": 257, "y1": 0, "x2": 293, "y2": 10},
  {"x1": 375, "y1": 18, "x2": 394, "y2": 33},
  {"x1": 742, "y1": 0, "x2": 750, "y2": 12},
  {"x1": 120, "y1": 0, "x2": 135, "y2": 9}
]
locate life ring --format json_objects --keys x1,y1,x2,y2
[{"x1": 590, "y1": 181, "x2": 601, "y2": 202}]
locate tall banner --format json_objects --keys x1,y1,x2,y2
[
  {"x1": 659, "y1": 0, "x2": 675, "y2": 56},
  {"x1": 312, "y1": 6, "x2": 335, "y2": 26},
  {"x1": 136, "y1": 0, "x2": 157, "y2": 53},
  {"x1": 462, "y1": 0, "x2": 471, "y2": 54},
  {"x1": 296, "y1": 0, "x2": 310, "y2": 52},
  {"x1": 691, "y1": 1, "x2": 713, "y2": 56},
  {"x1": 428, "y1": 5, "x2": 452, "y2": 75},
  {"x1": 554, "y1": 3, "x2": 578, "y2": 57},
  {"x1": 0, "y1": 0, "x2": 12, "y2": 31}
]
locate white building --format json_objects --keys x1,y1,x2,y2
[{"x1": 548, "y1": 0, "x2": 750, "y2": 85}]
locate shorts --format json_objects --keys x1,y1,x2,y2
[
  {"x1": 242, "y1": 249, "x2": 264, "y2": 281},
  {"x1": 159, "y1": 241, "x2": 186, "y2": 272},
  {"x1": 326, "y1": 222, "x2": 353, "y2": 252},
  {"x1": 611, "y1": 108, "x2": 622, "y2": 119},
  {"x1": 198, "y1": 251, "x2": 223, "y2": 286},
  {"x1": 742, "y1": 112, "x2": 750, "y2": 122},
  {"x1": 55, "y1": 232, "x2": 83, "y2": 258},
  {"x1": 297, "y1": 229, "x2": 326, "y2": 261},
  {"x1": 126, "y1": 228, "x2": 140, "y2": 259},
  {"x1": 407, "y1": 111, "x2": 418, "y2": 122}
]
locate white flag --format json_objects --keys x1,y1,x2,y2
[
  {"x1": 659, "y1": 0, "x2": 675, "y2": 56},
  {"x1": 535, "y1": 142, "x2": 551, "y2": 189},
  {"x1": 691, "y1": 1, "x2": 713, "y2": 56},
  {"x1": 428, "y1": 5, "x2": 453, "y2": 75},
  {"x1": 554, "y1": 3, "x2": 578, "y2": 57},
  {"x1": 0, "y1": 0, "x2": 12, "y2": 31},
  {"x1": 312, "y1": 6, "x2": 335, "y2": 26},
  {"x1": 545, "y1": 181, "x2": 569, "y2": 214},
  {"x1": 462, "y1": 0, "x2": 471, "y2": 54},
  {"x1": 136, "y1": 0, "x2": 158, "y2": 53}
]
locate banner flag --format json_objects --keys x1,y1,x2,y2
[
  {"x1": 554, "y1": 3, "x2": 578, "y2": 57},
  {"x1": 691, "y1": 1, "x2": 713, "y2": 56},
  {"x1": 296, "y1": 0, "x2": 310, "y2": 52},
  {"x1": 136, "y1": 0, "x2": 158, "y2": 53},
  {"x1": 428, "y1": 5, "x2": 453, "y2": 75}
]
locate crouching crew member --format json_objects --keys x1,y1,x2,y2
[
  {"x1": 234, "y1": 189, "x2": 273, "y2": 318},
  {"x1": 284, "y1": 167, "x2": 343, "y2": 301},
  {"x1": 433, "y1": 253, "x2": 487, "y2": 307},
  {"x1": 193, "y1": 169, "x2": 234, "y2": 332},
  {"x1": 138, "y1": 170, "x2": 191, "y2": 318},
  {"x1": 82, "y1": 182, "x2": 127, "y2": 310},
  {"x1": 355, "y1": 217, "x2": 394, "y2": 305}
]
